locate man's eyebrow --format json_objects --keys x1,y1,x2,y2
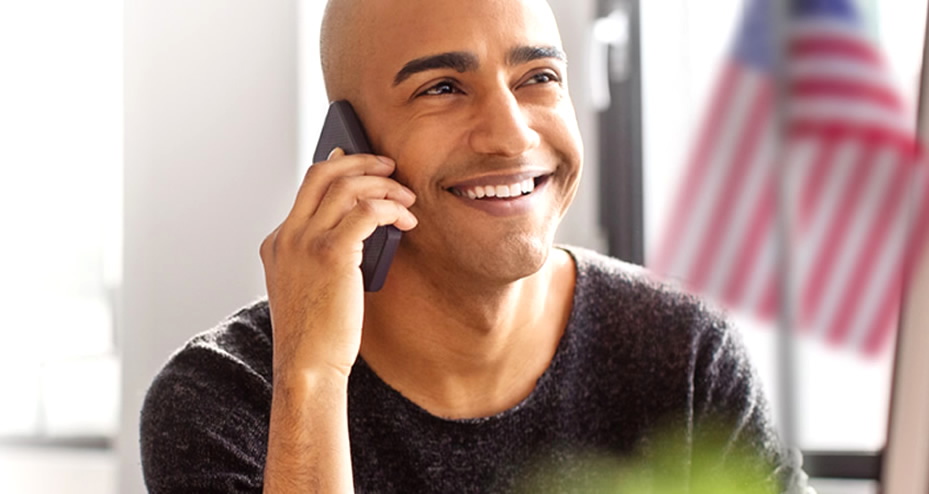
[
  {"x1": 506, "y1": 45, "x2": 566, "y2": 66},
  {"x1": 393, "y1": 51, "x2": 479, "y2": 86}
]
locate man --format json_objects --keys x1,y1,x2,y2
[{"x1": 140, "y1": 0, "x2": 810, "y2": 492}]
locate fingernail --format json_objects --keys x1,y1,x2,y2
[
  {"x1": 327, "y1": 147, "x2": 343, "y2": 160},
  {"x1": 377, "y1": 156, "x2": 395, "y2": 166}
]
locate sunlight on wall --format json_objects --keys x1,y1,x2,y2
[{"x1": 0, "y1": 0, "x2": 122, "y2": 439}]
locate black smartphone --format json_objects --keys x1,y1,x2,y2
[{"x1": 313, "y1": 100, "x2": 402, "y2": 292}]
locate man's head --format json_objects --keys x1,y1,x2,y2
[{"x1": 320, "y1": 0, "x2": 583, "y2": 286}]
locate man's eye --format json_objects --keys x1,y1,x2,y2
[
  {"x1": 522, "y1": 71, "x2": 560, "y2": 86},
  {"x1": 420, "y1": 81, "x2": 460, "y2": 96}
]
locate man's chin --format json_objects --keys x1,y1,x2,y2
[
  {"x1": 446, "y1": 235, "x2": 552, "y2": 286},
  {"x1": 394, "y1": 220, "x2": 558, "y2": 285}
]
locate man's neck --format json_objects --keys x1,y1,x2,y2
[{"x1": 360, "y1": 248, "x2": 576, "y2": 419}]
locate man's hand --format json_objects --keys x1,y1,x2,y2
[
  {"x1": 259, "y1": 148, "x2": 417, "y2": 379},
  {"x1": 259, "y1": 148, "x2": 416, "y2": 494}
]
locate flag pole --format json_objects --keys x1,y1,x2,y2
[{"x1": 770, "y1": 0, "x2": 797, "y2": 448}]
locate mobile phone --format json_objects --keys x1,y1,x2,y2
[{"x1": 313, "y1": 100, "x2": 402, "y2": 292}]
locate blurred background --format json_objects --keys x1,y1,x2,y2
[{"x1": 0, "y1": 0, "x2": 926, "y2": 492}]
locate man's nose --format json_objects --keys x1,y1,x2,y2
[{"x1": 467, "y1": 88, "x2": 540, "y2": 157}]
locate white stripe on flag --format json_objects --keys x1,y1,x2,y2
[
  {"x1": 785, "y1": 138, "x2": 818, "y2": 225},
  {"x1": 790, "y1": 98, "x2": 912, "y2": 134},
  {"x1": 667, "y1": 71, "x2": 762, "y2": 281},
  {"x1": 738, "y1": 139, "x2": 820, "y2": 315},
  {"x1": 790, "y1": 18, "x2": 874, "y2": 44},
  {"x1": 705, "y1": 119, "x2": 777, "y2": 298},
  {"x1": 743, "y1": 222, "x2": 776, "y2": 312},
  {"x1": 797, "y1": 138, "x2": 861, "y2": 278},
  {"x1": 845, "y1": 171, "x2": 912, "y2": 351},
  {"x1": 811, "y1": 146, "x2": 898, "y2": 337},
  {"x1": 790, "y1": 57, "x2": 896, "y2": 90}
]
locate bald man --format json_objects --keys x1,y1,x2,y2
[{"x1": 140, "y1": 0, "x2": 811, "y2": 492}]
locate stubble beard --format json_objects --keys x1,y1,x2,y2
[{"x1": 400, "y1": 213, "x2": 557, "y2": 290}]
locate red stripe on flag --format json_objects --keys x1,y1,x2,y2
[
  {"x1": 826, "y1": 157, "x2": 908, "y2": 344},
  {"x1": 790, "y1": 79, "x2": 905, "y2": 112},
  {"x1": 687, "y1": 83, "x2": 773, "y2": 290},
  {"x1": 800, "y1": 145, "x2": 877, "y2": 325},
  {"x1": 721, "y1": 180, "x2": 776, "y2": 307},
  {"x1": 797, "y1": 136, "x2": 841, "y2": 231},
  {"x1": 790, "y1": 36, "x2": 883, "y2": 66},
  {"x1": 790, "y1": 121, "x2": 918, "y2": 152},
  {"x1": 652, "y1": 65, "x2": 740, "y2": 273},
  {"x1": 866, "y1": 164, "x2": 929, "y2": 355},
  {"x1": 758, "y1": 272, "x2": 778, "y2": 319}
]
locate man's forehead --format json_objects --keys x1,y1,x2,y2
[
  {"x1": 371, "y1": 0, "x2": 562, "y2": 66},
  {"x1": 356, "y1": 0, "x2": 562, "y2": 53},
  {"x1": 363, "y1": 0, "x2": 558, "y2": 23}
]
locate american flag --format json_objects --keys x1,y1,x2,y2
[{"x1": 649, "y1": 0, "x2": 929, "y2": 356}]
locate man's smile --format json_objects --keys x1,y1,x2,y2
[
  {"x1": 441, "y1": 172, "x2": 554, "y2": 216},
  {"x1": 450, "y1": 178, "x2": 535, "y2": 199},
  {"x1": 444, "y1": 171, "x2": 553, "y2": 199}
]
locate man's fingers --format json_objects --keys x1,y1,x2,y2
[
  {"x1": 329, "y1": 199, "x2": 418, "y2": 249},
  {"x1": 312, "y1": 176, "x2": 416, "y2": 231},
  {"x1": 289, "y1": 150, "x2": 397, "y2": 221}
]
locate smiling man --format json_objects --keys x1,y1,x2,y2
[{"x1": 139, "y1": 0, "x2": 810, "y2": 493}]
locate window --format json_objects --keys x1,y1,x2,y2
[
  {"x1": 641, "y1": 0, "x2": 926, "y2": 459},
  {"x1": 0, "y1": 0, "x2": 122, "y2": 443}
]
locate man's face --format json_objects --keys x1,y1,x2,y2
[{"x1": 352, "y1": 0, "x2": 583, "y2": 283}]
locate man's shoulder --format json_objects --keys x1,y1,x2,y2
[
  {"x1": 142, "y1": 298, "x2": 275, "y2": 418},
  {"x1": 562, "y1": 246, "x2": 738, "y2": 370},
  {"x1": 140, "y1": 299, "x2": 273, "y2": 491},
  {"x1": 169, "y1": 297, "x2": 273, "y2": 378},
  {"x1": 565, "y1": 245, "x2": 726, "y2": 326},
  {"x1": 566, "y1": 245, "x2": 652, "y2": 289}
]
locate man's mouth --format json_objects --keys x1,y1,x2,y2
[{"x1": 446, "y1": 174, "x2": 550, "y2": 200}]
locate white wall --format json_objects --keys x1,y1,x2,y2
[
  {"x1": 549, "y1": 0, "x2": 605, "y2": 251},
  {"x1": 119, "y1": 1, "x2": 298, "y2": 492}
]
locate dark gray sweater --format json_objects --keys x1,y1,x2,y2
[{"x1": 140, "y1": 247, "x2": 809, "y2": 493}]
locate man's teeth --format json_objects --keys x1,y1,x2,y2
[{"x1": 457, "y1": 178, "x2": 535, "y2": 199}]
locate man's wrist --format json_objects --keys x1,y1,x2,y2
[{"x1": 273, "y1": 363, "x2": 351, "y2": 400}]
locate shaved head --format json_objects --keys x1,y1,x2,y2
[{"x1": 320, "y1": 0, "x2": 366, "y2": 102}]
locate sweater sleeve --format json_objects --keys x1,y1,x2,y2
[
  {"x1": 691, "y1": 315, "x2": 813, "y2": 494},
  {"x1": 140, "y1": 315, "x2": 274, "y2": 494}
]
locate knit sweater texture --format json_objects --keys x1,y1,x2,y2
[{"x1": 140, "y1": 247, "x2": 809, "y2": 493}]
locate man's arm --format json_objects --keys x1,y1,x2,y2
[
  {"x1": 263, "y1": 368, "x2": 352, "y2": 493},
  {"x1": 140, "y1": 149, "x2": 414, "y2": 493},
  {"x1": 258, "y1": 148, "x2": 417, "y2": 493}
]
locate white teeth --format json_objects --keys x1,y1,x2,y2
[{"x1": 454, "y1": 177, "x2": 539, "y2": 200}]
